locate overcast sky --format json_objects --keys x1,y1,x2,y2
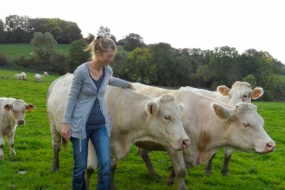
[{"x1": 1, "y1": 0, "x2": 284, "y2": 63}]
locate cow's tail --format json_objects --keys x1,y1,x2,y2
[{"x1": 61, "y1": 136, "x2": 68, "y2": 150}]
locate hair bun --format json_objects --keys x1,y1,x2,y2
[{"x1": 96, "y1": 36, "x2": 103, "y2": 40}]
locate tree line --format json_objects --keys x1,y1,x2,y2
[
  {"x1": 0, "y1": 15, "x2": 82, "y2": 43},
  {"x1": 0, "y1": 15, "x2": 284, "y2": 101}
]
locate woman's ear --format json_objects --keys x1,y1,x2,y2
[{"x1": 95, "y1": 50, "x2": 102, "y2": 58}]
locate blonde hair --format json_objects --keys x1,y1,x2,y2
[{"x1": 85, "y1": 36, "x2": 117, "y2": 60}]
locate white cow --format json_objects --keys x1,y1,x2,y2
[
  {"x1": 20, "y1": 72, "x2": 27, "y2": 80},
  {"x1": 14, "y1": 74, "x2": 21, "y2": 80},
  {"x1": 47, "y1": 74, "x2": 190, "y2": 189},
  {"x1": 35, "y1": 74, "x2": 44, "y2": 81},
  {"x1": 14, "y1": 72, "x2": 27, "y2": 80},
  {"x1": 43, "y1": 72, "x2": 49, "y2": 76},
  {"x1": 0, "y1": 98, "x2": 35, "y2": 159},
  {"x1": 133, "y1": 84, "x2": 274, "y2": 190},
  {"x1": 180, "y1": 81, "x2": 264, "y2": 176}
]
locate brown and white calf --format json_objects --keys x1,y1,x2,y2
[
  {"x1": 180, "y1": 81, "x2": 264, "y2": 176},
  {"x1": 133, "y1": 84, "x2": 274, "y2": 190},
  {"x1": 0, "y1": 98, "x2": 35, "y2": 159},
  {"x1": 46, "y1": 74, "x2": 190, "y2": 189}
]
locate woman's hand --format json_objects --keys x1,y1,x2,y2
[
  {"x1": 127, "y1": 83, "x2": 135, "y2": 90},
  {"x1": 61, "y1": 123, "x2": 71, "y2": 142}
]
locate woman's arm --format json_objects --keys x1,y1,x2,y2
[
  {"x1": 108, "y1": 67, "x2": 130, "y2": 88},
  {"x1": 62, "y1": 68, "x2": 84, "y2": 123}
]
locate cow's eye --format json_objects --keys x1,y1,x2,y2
[
  {"x1": 243, "y1": 123, "x2": 250, "y2": 128},
  {"x1": 243, "y1": 95, "x2": 247, "y2": 98},
  {"x1": 12, "y1": 110, "x2": 17, "y2": 113},
  {"x1": 164, "y1": 115, "x2": 171, "y2": 121}
]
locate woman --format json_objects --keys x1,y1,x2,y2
[{"x1": 61, "y1": 36, "x2": 133, "y2": 190}]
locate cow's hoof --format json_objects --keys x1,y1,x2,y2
[
  {"x1": 51, "y1": 167, "x2": 59, "y2": 172},
  {"x1": 51, "y1": 164, "x2": 59, "y2": 172},
  {"x1": 166, "y1": 179, "x2": 174, "y2": 186},
  {"x1": 222, "y1": 170, "x2": 229, "y2": 176},
  {"x1": 205, "y1": 170, "x2": 212, "y2": 175},
  {"x1": 178, "y1": 185, "x2": 187, "y2": 190},
  {"x1": 149, "y1": 172, "x2": 162, "y2": 179},
  {"x1": 10, "y1": 151, "x2": 16, "y2": 156}
]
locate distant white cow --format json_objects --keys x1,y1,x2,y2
[
  {"x1": 43, "y1": 72, "x2": 49, "y2": 76},
  {"x1": 14, "y1": 74, "x2": 21, "y2": 80},
  {"x1": 20, "y1": 72, "x2": 26, "y2": 80},
  {"x1": 0, "y1": 98, "x2": 35, "y2": 159},
  {"x1": 14, "y1": 72, "x2": 26, "y2": 80},
  {"x1": 35, "y1": 74, "x2": 44, "y2": 81}
]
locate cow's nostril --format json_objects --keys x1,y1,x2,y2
[
  {"x1": 18, "y1": 120, "x2": 24, "y2": 125},
  {"x1": 266, "y1": 141, "x2": 275, "y2": 149},
  {"x1": 182, "y1": 139, "x2": 191, "y2": 148}
]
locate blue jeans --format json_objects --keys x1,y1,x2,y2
[{"x1": 70, "y1": 123, "x2": 111, "y2": 190}]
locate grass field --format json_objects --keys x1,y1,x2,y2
[
  {"x1": 0, "y1": 68, "x2": 284, "y2": 190},
  {"x1": 0, "y1": 44, "x2": 70, "y2": 59}
]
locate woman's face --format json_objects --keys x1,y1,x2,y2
[{"x1": 96, "y1": 49, "x2": 116, "y2": 66}]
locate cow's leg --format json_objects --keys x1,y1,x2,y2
[
  {"x1": 7, "y1": 132, "x2": 16, "y2": 156},
  {"x1": 110, "y1": 160, "x2": 117, "y2": 190},
  {"x1": 221, "y1": 148, "x2": 233, "y2": 176},
  {"x1": 166, "y1": 167, "x2": 176, "y2": 186},
  {"x1": 204, "y1": 153, "x2": 216, "y2": 175},
  {"x1": 166, "y1": 148, "x2": 187, "y2": 190},
  {"x1": 138, "y1": 147, "x2": 161, "y2": 178},
  {"x1": 85, "y1": 167, "x2": 94, "y2": 190},
  {"x1": 0, "y1": 135, "x2": 4, "y2": 159},
  {"x1": 50, "y1": 124, "x2": 61, "y2": 172}
]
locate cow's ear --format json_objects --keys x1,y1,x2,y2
[
  {"x1": 146, "y1": 102, "x2": 159, "y2": 116},
  {"x1": 217, "y1": 85, "x2": 230, "y2": 96},
  {"x1": 250, "y1": 87, "x2": 264, "y2": 99},
  {"x1": 212, "y1": 103, "x2": 232, "y2": 119},
  {"x1": 4, "y1": 104, "x2": 12, "y2": 111},
  {"x1": 25, "y1": 104, "x2": 36, "y2": 111}
]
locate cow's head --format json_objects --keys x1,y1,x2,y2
[
  {"x1": 4, "y1": 99, "x2": 35, "y2": 125},
  {"x1": 212, "y1": 102, "x2": 275, "y2": 154},
  {"x1": 145, "y1": 94, "x2": 190, "y2": 150},
  {"x1": 217, "y1": 81, "x2": 264, "y2": 105}
]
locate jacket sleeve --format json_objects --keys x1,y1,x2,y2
[
  {"x1": 62, "y1": 67, "x2": 84, "y2": 123},
  {"x1": 108, "y1": 66, "x2": 129, "y2": 88}
]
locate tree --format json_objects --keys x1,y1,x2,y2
[
  {"x1": 126, "y1": 48, "x2": 156, "y2": 84},
  {"x1": 111, "y1": 51, "x2": 128, "y2": 79},
  {"x1": 0, "y1": 52, "x2": 8, "y2": 66},
  {"x1": 69, "y1": 39, "x2": 90, "y2": 71},
  {"x1": 149, "y1": 43, "x2": 193, "y2": 87},
  {"x1": 50, "y1": 52, "x2": 69, "y2": 74},
  {"x1": 44, "y1": 19, "x2": 63, "y2": 40},
  {"x1": 86, "y1": 33, "x2": 95, "y2": 43},
  {"x1": 97, "y1": 26, "x2": 111, "y2": 37},
  {"x1": 209, "y1": 46, "x2": 239, "y2": 86},
  {"x1": 149, "y1": 43, "x2": 174, "y2": 86},
  {"x1": 121, "y1": 33, "x2": 145, "y2": 51},
  {"x1": 0, "y1": 19, "x2": 4, "y2": 32},
  {"x1": 30, "y1": 32, "x2": 57, "y2": 65},
  {"x1": 243, "y1": 74, "x2": 256, "y2": 87}
]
